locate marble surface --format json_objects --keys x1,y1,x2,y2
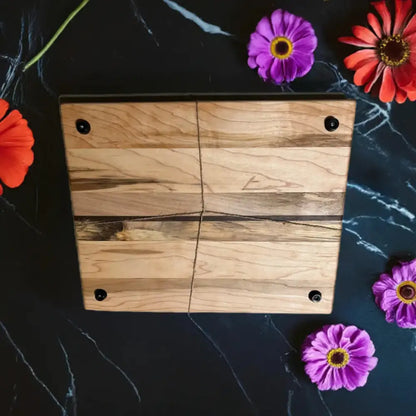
[{"x1": 0, "y1": 0, "x2": 415, "y2": 414}]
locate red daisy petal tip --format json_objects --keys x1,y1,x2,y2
[{"x1": 0, "y1": 100, "x2": 34, "y2": 193}]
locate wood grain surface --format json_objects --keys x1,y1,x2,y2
[
  {"x1": 198, "y1": 100, "x2": 355, "y2": 147},
  {"x1": 189, "y1": 220, "x2": 340, "y2": 313},
  {"x1": 61, "y1": 102, "x2": 199, "y2": 148},
  {"x1": 79, "y1": 240, "x2": 197, "y2": 311},
  {"x1": 61, "y1": 99, "x2": 355, "y2": 313}
]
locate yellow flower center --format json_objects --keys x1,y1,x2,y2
[
  {"x1": 327, "y1": 348, "x2": 349, "y2": 368},
  {"x1": 379, "y1": 35, "x2": 410, "y2": 66},
  {"x1": 270, "y1": 36, "x2": 293, "y2": 59},
  {"x1": 396, "y1": 281, "x2": 416, "y2": 304}
]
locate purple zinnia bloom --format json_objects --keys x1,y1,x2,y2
[
  {"x1": 372, "y1": 259, "x2": 416, "y2": 328},
  {"x1": 301, "y1": 324, "x2": 378, "y2": 391},
  {"x1": 247, "y1": 9, "x2": 317, "y2": 84}
]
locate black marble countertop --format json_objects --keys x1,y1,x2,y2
[{"x1": 1, "y1": 0, "x2": 415, "y2": 415}]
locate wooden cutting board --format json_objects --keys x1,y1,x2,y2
[{"x1": 60, "y1": 98, "x2": 355, "y2": 313}]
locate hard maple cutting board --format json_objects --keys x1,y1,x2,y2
[{"x1": 60, "y1": 97, "x2": 356, "y2": 313}]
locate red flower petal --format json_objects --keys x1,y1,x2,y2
[
  {"x1": 344, "y1": 49, "x2": 377, "y2": 70},
  {"x1": 338, "y1": 36, "x2": 376, "y2": 48},
  {"x1": 364, "y1": 62, "x2": 385, "y2": 93},
  {"x1": 353, "y1": 60, "x2": 379, "y2": 86},
  {"x1": 367, "y1": 12, "x2": 382, "y2": 38},
  {"x1": 372, "y1": 1, "x2": 392, "y2": 35},
  {"x1": 394, "y1": 0, "x2": 412, "y2": 34},
  {"x1": 403, "y1": 13, "x2": 416, "y2": 37},
  {"x1": 0, "y1": 99, "x2": 9, "y2": 120},
  {"x1": 395, "y1": 87, "x2": 408, "y2": 103},
  {"x1": 0, "y1": 103, "x2": 34, "y2": 191},
  {"x1": 394, "y1": 63, "x2": 416, "y2": 90},
  {"x1": 379, "y1": 67, "x2": 396, "y2": 102},
  {"x1": 408, "y1": 90, "x2": 416, "y2": 100},
  {"x1": 352, "y1": 25, "x2": 379, "y2": 46}
]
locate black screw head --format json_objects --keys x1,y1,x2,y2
[
  {"x1": 94, "y1": 289, "x2": 107, "y2": 301},
  {"x1": 324, "y1": 116, "x2": 339, "y2": 132},
  {"x1": 76, "y1": 119, "x2": 91, "y2": 135},
  {"x1": 308, "y1": 290, "x2": 322, "y2": 303}
]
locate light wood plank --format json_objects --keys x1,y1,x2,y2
[
  {"x1": 198, "y1": 219, "x2": 341, "y2": 242},
  {"x1": 190, "y1": 240, "x2": 339, "y2": 313},
  {"x1": 61, "y1": 102, "x2": 199, "y2": 148},
  {"x1": 75, "y1": 219, "x2": 200, "y2": 241},
  {"x1": 201, "y1": 147, "x2": 350, "y2": 193},
  {"x1": 82, "y1": 278, "x2": 192, "y2": 312},
  {"x1": 78, "y1": 241, "x2": 197, "y2": 279},
  {"x1": 67, "y1": 149, "x2": 201, "y2": 193},
  {"x1": 198, "y1": 100, "x2": 355, "y2": 147},
  {"x1": 75, "y1": 218, "x2": 341, "y2": 242},
  {"x1": 204, "y1": 192, "x2": 345, "y2": 217},
  {"x1": 71, "y1": 193, "x2": 202, "y2": 216}
]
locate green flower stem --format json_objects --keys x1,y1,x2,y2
[{"x1": 23, "y1": 0, "x2": 90, "y2": 72}]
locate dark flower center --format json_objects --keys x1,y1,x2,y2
[
  {"x1": 327, "y1": 348, "x2": 349, "y2": 368},
  {"x1": 397, "y1": 281, "x2": 416, "y2": 304},
  {"x1": 275, "y1": 41, "x2": 289, "y2": 56},
  {"x1": 330, "y1": 351, "x2": 345, "y2": 365},
  {"x1": 379, "y1": 35, "x2": 410, "y2": 66},
  {"x1": 270, "y1": 36, "x2": 293, "y2": 59},
  {"x1": 399, "y1": 284, "x2": 416, "y2": 300}
]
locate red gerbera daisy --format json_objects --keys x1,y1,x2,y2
[
  {"x1": 339, "y1": 0, "x2": 416, "y2": 103},
  {"x1": 0, "y1": 99, "x2": 34, "y2": 195}
]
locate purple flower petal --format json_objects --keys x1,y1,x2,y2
[
  {"x1": 380, "y1": 288, "x2": 401, "y2": 311},
  {"x1": 385, "y1": 306, "x2": 397, "y2": 323},
  {"x1": 293, "y1": 35, "x2": 318, "y2": 54},
  {"x1": 372, "y1": 274, "x2": 396, "y2": 298},
  {"x1": 255, "y1": 16, "x2": 274, "y2": 41},
  {"x1": 248, "y1": 32, "x2": 270, "y2": 56},
  {"x1": 255, "y1": 52, "x2": 273, "y2": 69},
  {"x1": 282, "y1": 10, "x2": 298, "y2": 36},
  {"x1": 285, "y1": 16, "x2": 304, "y2": 38},
  {"x1": 282, "y1": 57, "x2": 298, "y2": 83},
  {"x1": 257, "y1": 66, "x2": 270, "y2": 81},
  {"x1": 304, "y1": 359, "x2": 328, "y2": 382},
  {"x1": 291, "y1": 21, "x2": 315, "y2": 42},
  {"x1": 270, "y1": 59, "x2": 284, "y2": 84},
  {"x1": 328, "y1": 368, "x2": 344, "y2": 390},
  {"x1": 270, "y1": 9, "x2": 285, "y2": 36},
  {"x1": 316, "y1": 366, "x2": 334, "y2": 391},
  {"x1": 326, "y1": 323, "x2": 345, "y2": 345},
  {"x1": 396, "y1": 302, "x2": 416, "y2": 328},
  {"x1": 347, "y1": 331, "x2": 375, "y2": 357},
  {"x1": 247, "y1": 56, "x2": 257, "y2": 69},
  {"x1": 391, "y1": 265, "x2": 409, "y2": 284},
  {"x1": 291, "y1": 51, "x2": 314, "y2": 78},
  {"x1": 342, "y1": 366, "x2": 369, "y2": 391}
]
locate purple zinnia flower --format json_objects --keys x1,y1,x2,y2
[
  {"x1": 301, "y1": 324, "x2": 378, "y2": 391},
  {"x1": 247, "y1": 9, "x2": 317, "y2": 84},
  {"x1": 372, "y1": 259, "x2": 416, "y2": 328}
]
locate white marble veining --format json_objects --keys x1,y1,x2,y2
[
  {"x1": 344, "y1": 227, "x2": 388, "y2": 259},
  {"x1": 187, "y1": 314, "x2": 257, "y2": 414},
  {"x1": 67, "y1": 320, "x2": 142, "y2": 404},
  {"x1": 0, "y1": 322, "x2": 67, "y2": 415},
  {"x1": 129, "y1": 0, "x2": 159, "y2": 46},
  {"x1": 163, "y1": 0, "x2": 232, "y2": 36},
  {"x1": 317, "y1": 390, "x2": 334, "y2": 416},
  {"x1": 347, "y1": 182, "x2": 415, "y2": 222},
  {"x1": 59, "y1": 339, "x2": 77, "y2": 416},
  {"x1": 287, "y1": 389, "x2": 294, "y2": 416}
]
